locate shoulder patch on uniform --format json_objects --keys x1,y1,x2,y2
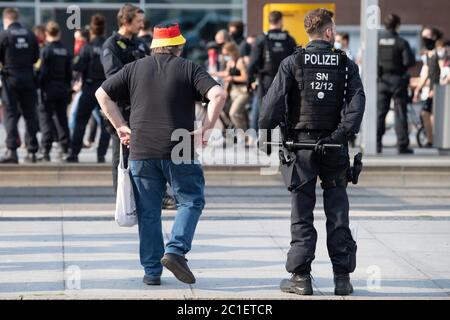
[{"x1": 116, "y1": 40, "x2": 127, "y2": 49}]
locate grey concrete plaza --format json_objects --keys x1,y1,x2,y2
[
  {"x1": 0, "y1": 122, "x2": 450, "y2": 299},
  {"x1": 0, "y1": 179, "x2": 449, "y2": 299}
]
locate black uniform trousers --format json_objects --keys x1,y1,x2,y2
[
  {"x1": 38, "y1": 82, "x2": 71, "y2": 152},
  {"x1": 284, "y1": 144, "x2": 357, "y2": 275},
  {"x1": 1, "y1": 72, "x2": 39, "y2": 152},
  {"x1": 71, "y1": 82, "x2": 110, "y2": 159},
  {"x1": 377, "y1": 73, "x2": 410, "y2": 150}
]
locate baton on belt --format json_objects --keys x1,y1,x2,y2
[{"x1": 264, "y1": 141, "x2": 343, "y2": 149}]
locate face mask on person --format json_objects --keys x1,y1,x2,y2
[
  {"x1": 437, "y1": 48, "x2": 446, "y2": 59},
  {"x1": 422, "y1": 37, "x2": 436, "y2": 50},
  {"x1": 334, "y1": 41, "x2": 342, "y2": 50},
  {"x1": 223, "y1": 55, "x2": 232, "y2": 62}
]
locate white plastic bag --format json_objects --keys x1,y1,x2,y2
[{"x1": 115, "y1": 144, "x2": 137, "y2": 227}]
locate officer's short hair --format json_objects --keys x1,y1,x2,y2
[
  {"x1": 2, "y1": 8, "x2": 19, "y2": 21},
  {"x1": 143, "y1": 19, "x2": 151, "y2": 31},
  {"x1": 384, "y1": 14, "x2": 401, "y2": 31},
  {"x1": 304, "y1": 8, "x2": 334, "y2": 37},
  {"x1": 269, "y1": 11, "x2": 283, "y2": 25},
  {"x1": 45, "y1": 21, "x2": 60, "y2": 37},
  {"x1": 117, "y1": 4, "x2": 144, "y2": 28}
]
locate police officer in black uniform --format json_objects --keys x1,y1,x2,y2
[
  {"x1": 100, "y1": 4, "x2": 149, "y2": 190},
  {"x1": 37, "y1": 21, "x2": 72, "y2": 162},
  {"x1": 247, "y1": 11, "x2": 296, "y2": 117},
  {"x1": 377, "y1": 14, "x2": 415, "y2": 154},
  {"x1": 259, "y1": 9, "x2": 365, "y2": 296},
  {"x1": 66, "y1": 14, "x2": 111, "y2": 163},
  {"x1": 0, "y1": 8, "x2": 40, "y2": 163}
]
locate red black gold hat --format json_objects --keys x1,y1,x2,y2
[{"x1": 150, "y1": 23, "x2": 186, "y2": 49}]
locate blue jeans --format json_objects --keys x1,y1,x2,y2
[{"x1": 129, "y1": 160, "x2": 205, "y2": 277}]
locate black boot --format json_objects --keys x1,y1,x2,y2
[
  {"x1": 334, "y1": 273, "x2": 353, "y2": 295},
  {"x1": 376, "y1": 142, "x2": 382, "y2": 154},
  {"x1": 280, "y1": 273, "x2": 313, "y2": 295},
  {"x1": 65, "y1": 154, "x2": 79, "y2": 163},
  {"x1": 0, "y1": 149, "x2": 19, "y2": 164},
  {"x1": 24, "y1": 152, "x2": 37, "y2": 164},
  {"x1": 398, "y1": 147, "x2": 414, "y2": 154}
]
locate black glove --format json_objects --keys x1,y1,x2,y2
[{"x1": 314, "y1": 128, "x2": 348, "y2": 154}]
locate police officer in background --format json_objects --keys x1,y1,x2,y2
[
  {"x1": 377, "y1": 14, "x2": 415, "y2": 154},
  {"x1": 138, "y1": 19, "x2": 153, "y2": 50},
  {"x1": 0, "y1": 8, "x2": 40, "y2": 163},
  {"x1": 247, "y1": 11, "x2": 296, "y2": 121},
  {"x1": 66, "y1": 14, "x2": 110, "y2": 163},
  {"x1": 37, "y1": 21, "x2": 72, "y2": 162},
  {"x1": 260, "y1": 8, "x2": 365, "y2": 295},
  {"x1": 101, "y1": 4, "x2": 149, "y2": 190}
]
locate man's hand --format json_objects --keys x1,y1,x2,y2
[
  {"x1": 190, "y1": 126, "x2": 211, "y2": 147},
  {"x1": 117, "y1": 125, "x2": 131, "y2": 146}
]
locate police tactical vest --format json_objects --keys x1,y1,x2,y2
[
  {"x1": 5, "y1": 26, "x2": 35, "y2": 70},
  {"x1": 115, "y1": 36, "x2": 147, "y2": 65},
  {"x1": 86, "y1": 39, "x2": 106, "y2": 81},
  {"x1": 263, "y1": 31, "x2": 292, "y2": 76},
  {"x1": 378, "y1": 35, "x2": 402, "y2": 75},
  {"x1": 294, "y1": 47, "x2": 348, "y2": 131},
  {"x1": 46, "y1": 42, "x2": 69, "y2": 81}
]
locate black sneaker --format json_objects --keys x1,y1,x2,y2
[
  {"x1": 376, "y1": 143, "x2": 382, "y2": 154},
  {"x1": 334, "y1": 273, "x2": 354, "y2": 296},
  {"x1": 97, "y1": 156, "x2": 106, "y2": 163},
  {"x1": 24, "y1": 152, "x2": 37, "y2": 163},
  {"x1": 161, "y1": 253, "x2": 195, "y2": 284},
  {"x1": 65, "y1": 154, "x2": 79, "y2": 163},
  {"x1": 280, "y1": 273, "x2": 313, "y2": 295},
  {"x1": 0, "y1": 149, "x2": 18, "y2": 164},
  {"x1": 143, "y1": 275, "x2": 161, "y2": 286}
]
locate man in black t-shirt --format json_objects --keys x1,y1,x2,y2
[{"x1": 95, "y1": 23, "x2": 226, "y2": 286}]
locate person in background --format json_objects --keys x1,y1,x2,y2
[
  {"x1": 377, "y1": 14, "x2": 416, "y2": 154},
  {"x1": 214, "y1": 29, "x2": 231, "y2": 74},
  {"x1": 74, "y1": 28, "x2": 89, "y2": 57},
  {"x1": 138, "y1": 19, "x2": 153, "y2": 49},
  {"x1": 211, "y1": 42, "x2": 249, "y2": 146},
  {"x1": 33, "y1": 25, "x2": 46, "y2": 49},
  {"x1": 247, "y1": 11, "x2": 296, "y2": 146},
  {"x1": 335, "y1": 32, "x2": 354, "y2": 60},
  {"x1": 36, "y1": 21, "x2": 72, "y2": 162},
  {"x1": 413, "y1": 26, "x2": 443, "y2": 148},
  {"x1": 67, "y1": 14, "x2": 111, "y2": 163},
  {"x1": 0, "y1": 8, "x2": 40, "y2": 164}
]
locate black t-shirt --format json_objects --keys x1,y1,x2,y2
[{"x1": 101, "y1": 53, "x2": 218, "y2": 160}]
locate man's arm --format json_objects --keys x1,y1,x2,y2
[
  {"x1": 95, "y1": 87, "x2": 130, "y2": 144},
  {"x1": 102, "y1": 40, "x2": 124, "y2": 78},
  {"x1": 402, "y1": 39, "x2": 416, "y2": 69},
  {"x1": 203, "y1": 85, "x2": 227, "y2": 130},
  {"x1": 259, "y1": 56, "x2": 295, "y2": 130},
  {"x1": 336, "y1": 60, "x2": 366, "y2": 138}
]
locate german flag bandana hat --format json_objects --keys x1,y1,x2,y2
[{"x1": 150, "y1": 23, "x2": 186, "y2": 49}]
